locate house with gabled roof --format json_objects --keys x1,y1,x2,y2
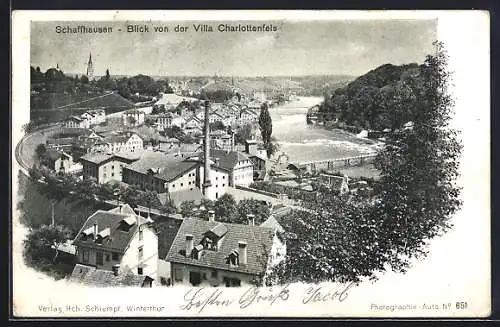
[
  {"x1": 164, "y1": 214, "x2": 286, "y2": 287},
  {"x1": 80, "y1": 152, "x2": 140, "y2": 184},
  {"x1": 72, "y1": 205, "x2": 158, "y2": 285},
  {"x1": 239, "y1": 108, "x2": 259, "y2": 125}
]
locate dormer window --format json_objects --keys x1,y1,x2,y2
[{"x1": 226, "y1": 250, "x2": 239, "y2": 266}]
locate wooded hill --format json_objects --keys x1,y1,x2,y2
[{"x1": 318, "y1": 63, "x2": 425, "y2": 131}]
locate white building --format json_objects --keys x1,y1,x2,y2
[
  {"x1": 72, "y1": 205, "x2": 158, "y2": 284},
  {"x1": 65, "y1": 116, "x2": 91, "y2": 129},
  {"x1": 92, "y1": 132, "x2": 143, "y2": 153}
]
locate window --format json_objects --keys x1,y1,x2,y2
[
  {"x1": 139, "y1": 229, "x2": 143, "y2": 241},
  {"x1": 180, "y1": 183, "x2": 183, "y2": 187},
  {"x1": 172, "y1": 184, "x2": 175, "y2": 188},
  {"x1": 223, "y1": 175, "x2": 225, "y2": 179},
  {"x1": 96, "y1": 252, "x2": 103, "y2": 266},
  {"x1": 82, "y1": 250, "x2": 89, "y2": 263},
  {"x1": 105, "y1": 254, "x2": 110, "y2": 262},
  {"x1": 112, "y1": 252, "x2": 119, "y2": 261},
  {"x1": 138, "y1": 267, "x2": 143, "y2": 275},
  {"x1": 223, "y1": 277, "x2": 241, "y2": 287},
  {"x1": 223, "y1": 184, "x2": 225, "y2": 187},
  {"x1": 174, "y1": 268, "x2": 183, "y2": 282},
  {"x1": 111, "y1": 173, "x2": 114, "y2": 177},
  {"x1": 103, "y1": 173, "x2": 107, "y2": 178},
  {"x1": 211, "y1": 270, "x2": 218, "y2": 278},
  {"x1": 138, "y1": 246, "x2": 143, "y2": 260}
]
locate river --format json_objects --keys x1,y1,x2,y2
[{"x1": 269, "y1": 96, "x2": 377, "y2": 163}]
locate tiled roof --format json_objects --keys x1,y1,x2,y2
[
  {"x1": 80, "y1": 152, "x2": 139, "y2": 165},
  {"x1": 104, "y1": 133, "x2": 141, "y2": 144},
  {"x1": 186, "y1": 150, "x2": 250, "y2": 171},
  {"x1": 125, "y1": 154, "x2": 198, "y2": 182},
  {"x1": 260, "y1": 216, "x2": 285, "y2": 234},
  {"x1": 45, "y1": 149, "x2": 70, "y2": 161},
  {"x1": 166, "y1": 218, "x2": 275, "y2": 275},
  {"x1": 70, "y1": 264, "x2": 150, "y2": 287},
  {"x1": 166, "y1": 188, "x2": 205, "y2": 207},
  {"x1": 125, "y1": 152, "x2": 183, "y2": 174},
  {"x1": 73, "y1": 209, "x2": 149, "y2": 253},
  {"x1": 156, "y1": 161, "x2": 199, "y2": 182}
]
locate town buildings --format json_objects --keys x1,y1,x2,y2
[
  {"x1": 42, "y1": 149, "x2": 72, "y2": 172},
  {"x1": 319, "y1": 173, "x2": 350, "y2": 194},
  {"x1": 80, "y1": 152, "x2": 140, "y2": 184},
  {"x1": 91, "y1": 132, "x2": 144, "y2": 153},
  {"x1": 121, "y1": 153, "x2": 230, "y2": 202},
  {"x1": 122, "y1": 109, "x2": 145, "y2": 127},
  {"x1": 72, "y1": 205, "x2": 158, "y2": 283},
  {"x1": 65, "y1": 115, "x2": 91, "y2": 129},
  {"x1": 163, "y1": 215, "x2": 286, "y2": 287}
]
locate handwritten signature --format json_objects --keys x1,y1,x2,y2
[
  {"x1": 302, "y1": 282, "x2": 357, "y2": 304},
  {"x1": 179, "y1": 282, "x2": 357, "y2": 313}
]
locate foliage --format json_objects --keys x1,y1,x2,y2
[
  {"x1": 180, "y1": 200, "x2": 196, "y2": 217},
  {"x1": 210, "y1": 121, "x2": 226, "y2": 131},
  {"x1": 234, "y1": 199, "x2": 271, "y2": 225},
  {"x1": 234, "y1": 124, "x2": 254, "y2": 145},
  {"x1": 24, "y1": 224, "x2": 73, "y2": 263},
  {"x1": 259, "y1": 102, "x2": 273, "y2": 146},
  {"x1": 23, "y1": 225, "x2": 74, "y2": 279},
  {"x1": 269, "y1": 42, "x2": 462, "y2": 284},
  {"x1": 214, "y1": 194, "x2": 237, "y2": 222},
  {"x1": 318, "y1": 62, "x2": 425, "y2": 131}
]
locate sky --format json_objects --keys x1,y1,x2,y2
[{"x1": 31, "y1": 19, "x2": 437, "y2": 77}]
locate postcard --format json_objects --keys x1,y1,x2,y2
[{"x1": 11, "y1": 10, "x2": 490, "y2": 318}]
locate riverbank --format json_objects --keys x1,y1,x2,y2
[{"x1": 270, "y1": 97, "x2": 378, "y2": 164}]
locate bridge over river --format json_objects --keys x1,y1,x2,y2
[{"x1": 288, "y1": 153, "x2": 378, "y2": 172}]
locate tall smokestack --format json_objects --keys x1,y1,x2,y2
[{"x1": 202, "y1": 100, "x2": 212, "y2": 195}]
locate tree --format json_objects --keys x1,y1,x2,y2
[
  {"x1": 105, "y1": 69, "x2": 110, "y2": 80},
  {"x1": 235, "y1": 199, "x2": 271, "y2": 225},
  {"x1": 34, "y1": 144, "x2": 48, "y2": 166},
  {"x1": 80, "y1": 75, "x2": 89, "y2": 84},
  {"x1": 373, "y1": 41, "x2": 462, "y2": 261},
  {"x1": 234, "y1": 124, "x2": 253, "y2": 145},
  {"x1": 214, "y1": 193, "x2": 237, "y2": 222},
  {"x1": 259, "y1": 102, "x2": 273, "y2": 146},
  {"x1": 269, "y1": 42, "x2": 462, "y2": 285},
  {"x1": 23, "y1": 224, "x2": 73, "y2": 266},
  {"x1": 180, "y1": 200, "x2": 196, "y2": 217},
  {"x1": 210, "y1": 121, "x2": 225, "y2": 131},
  {"x1": 75, "y1": 178, "x2": 98, "y2": 202}
]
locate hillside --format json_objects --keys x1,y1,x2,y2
[{"x1": 318, "y1": 63, "x2": 425, "y2": 131}]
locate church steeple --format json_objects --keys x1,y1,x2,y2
[{"x1": 86, "y1": 52, "x2": 94, "y2": 81}]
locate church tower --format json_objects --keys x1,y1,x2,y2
[{"x1": 86, "y1": 52, "x2": 94, "y2": 81}]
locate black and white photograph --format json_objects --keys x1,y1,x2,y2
[{"x1": 11, "y1": 10, "x2": 490, "y2": 317}]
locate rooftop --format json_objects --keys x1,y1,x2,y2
[
  {"x1": 73, "y1": 208, "x2": 150, "y2": 253},
  {"x1": 70, "y1": 264, "x2": 152, "y2": 287},
  {"x1": 80, "y1": 152, "x2": 140, "y2": 165},
  {"x1": 166, "y1": 218, "x2": 276, "y2": 275}
]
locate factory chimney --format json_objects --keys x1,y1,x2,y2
[{"x1": 202, "y1": 100, "x2": 212, "y2": 195}]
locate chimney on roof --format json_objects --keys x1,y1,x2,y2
[
  {"x1": 214, "y1": 158, "x2": 220, "y2": 167},
  {"x1": 247, "y1": 214, "x2": 255, "y2": 226},
  {"x1": 202, "y1": 100, "x2": 212, "y2": 195},
  {"x1": 185, "y1": 234, "x2": 194, "y2": 257},
  {"x1": 208, "y1": 210, "x2": 215, "y2": 222},
  {"x1": 238, "y1": 241, "x2": 248, "y2": 265},
  {"x1": 93, "y1": 222, "x2": 98, "y2": 241},
  {"x1": 112, "y1": 264, "x2": 120, "y2": 276}
]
